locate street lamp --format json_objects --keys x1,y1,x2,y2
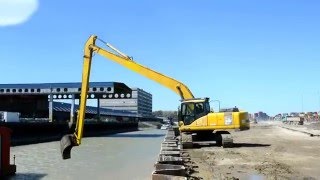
[{"x1": 210, "y1": 99, "x2": 221, "y2": 112}]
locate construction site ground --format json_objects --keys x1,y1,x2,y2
[{"x1": 186, "y1": 121, "x2": 320, "y2": 180}]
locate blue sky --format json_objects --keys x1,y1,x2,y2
[{"x1": 0, "y1": 0, "x2": 319, "y2": 115}]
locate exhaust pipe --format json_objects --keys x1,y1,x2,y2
[{"x1": 60, "y1": 134, "x2": 77, "y2": 160}]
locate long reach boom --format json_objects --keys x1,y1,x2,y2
[{"x1": 60, "y1": 35, "x2": 194, "y2": 159}]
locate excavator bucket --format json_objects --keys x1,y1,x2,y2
[{"x1": 60, "y1": 134, "x2": 76, "y2": 160}]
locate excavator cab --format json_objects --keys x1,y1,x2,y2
[{"x1": 179, "y1": 98, "x2": 210, "y2": 125}]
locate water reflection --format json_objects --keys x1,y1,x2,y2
[{"x1": 6, "y1": 173, "x2": 47, "y2": 180}]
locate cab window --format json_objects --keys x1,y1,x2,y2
[
  {"x1": 182, "y1": 103, "x2": 194, "y2": 116},
  {"x1": 195, "y1": 103, "x2": 204, "y2": 114}
]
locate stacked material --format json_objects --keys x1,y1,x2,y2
[
  {"x1": 152, "y1": 127, "x2": 188, "y2": 180},
  {"x1": 282, "y1": 116, "x2": 304, "y2": 125}
]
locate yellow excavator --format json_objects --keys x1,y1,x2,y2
[{"x1": 60, "y1": 35, "x2": 250, "y2": 159}]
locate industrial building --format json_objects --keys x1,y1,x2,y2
[
  {"x1": 100, "y1": 88, "x2": 152, "y2": 117},
  {"x1": 0, "y1": 82, "x2": 136, "y2": 122}
]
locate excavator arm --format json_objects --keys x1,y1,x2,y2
[
  {"x1": 91, "y1": 36, "x2": 194, "y2": 99},
  {"x1": 60, "y1": 35, "x2": 194, "y2": 159}
]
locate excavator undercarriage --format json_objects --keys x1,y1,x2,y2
[{"x1": 180, "y1": 131, "x2": 233, "y2": 149}]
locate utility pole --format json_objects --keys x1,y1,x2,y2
[
  {"x1": 318, "y1": 91, "x2": 320, "y2": 111},
  {"x1": 301, "y1": 94, "x2": 304, "y2": 113}
]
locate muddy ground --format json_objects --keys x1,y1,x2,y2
[{"x1": 186, "y1": 121, "x2": 320, "y2": 180}]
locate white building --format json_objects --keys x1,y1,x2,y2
[{"x1": 100, "y1": 88, "x2": 152, "y2": 117}]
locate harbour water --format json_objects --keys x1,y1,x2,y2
[{"x1": 9, "y1": 129, "x2": 166, "y2": 180}]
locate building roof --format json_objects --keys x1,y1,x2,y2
[
  {"x1": 0, "y1": 82, "x2": 115, "y2": 89},
  {"x1": 0, "y1": 82, "x2": 132, "y2": 99}
]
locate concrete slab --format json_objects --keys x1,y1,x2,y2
[
  {"x1": 161, "y1": 147, "x2": 181, "y2": 151},
  {"x1": 161, "y1": 143, "x2": 178, "y2": 148},
  {"x1": 158, "y1": 155, "x2": 184, "y2": 165},
  {"x1": 162, "y1": 143, "x2": 177, "y2": 146},
  {"x1": 159, "y1": 151, "x2": 181, "y2": 157},
  {"x1": 163, "y1": 140, "x2": 179, "y2": 143},
  {"x1": 163, "y1": 144, "x2": 180, "y2": 147},
  {"x1": 152, "y1": 173, "x2": 187, "y2": 180},
  {"x1": 154, "y1": 164, "x2": 186, "y2": 176}
]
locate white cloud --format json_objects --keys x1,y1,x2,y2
[{"x1": 0, "y1": 0, "x2": 39, "y2": 26}]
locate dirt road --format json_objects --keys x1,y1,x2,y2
[{"x1": 186, "y1": 122, "x2": 320, "y2": 180}]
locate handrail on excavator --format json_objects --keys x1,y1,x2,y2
[{"x1": 60, "y1": 35, "x2": 194, "y2": 159}]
